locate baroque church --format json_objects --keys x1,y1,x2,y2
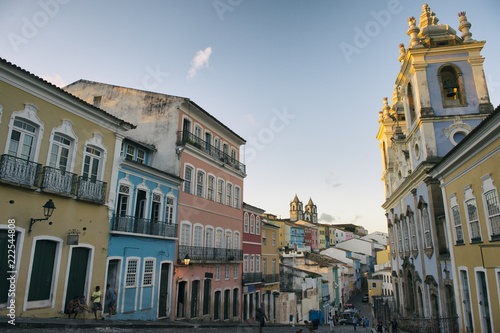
[
  {"x1": 376, "y1": 4, "x2": 494, "y2": 330},
  {"x1": 290, "y1": 195, "x2": 318, "y2": 223}
]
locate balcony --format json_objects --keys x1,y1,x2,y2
[
  {"x1": 75, "y1": 176, "x2": 107, "y2": 203},
  {"x1": 262, "y1": 273, "x2": 280, "y2": 284},
  {"x1": 40, "y1": 166, "x2": 77, "y2": 196},
  {"x1": 0, "y1": 154, "x2": 41, "y2": 187},
  {"x1": 111, "y1": 214, "x2": 177, "y2": 238},
  {"x1": 242, "y1": 272, "x2": 263, "y2": 284},
  {"x1": 177, "y1": 131, "x2": 246, "y2": 174},
  {"x1": 178, "y1": 245, "x2": 243, "y2": 263}
]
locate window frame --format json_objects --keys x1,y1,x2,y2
[
  {"x1": 142, "y1": 258, "x2": 155, "y2": 287},
  {"x1": 183, "y1": 165, "x2": 194, "y2": 194},
  {"x1": 47, "y1": 120, "x2": 77, "y2": 172},
  {"x1": 5, "y1": 104, "x2": 44, "y2": 162},
  {"x1": 481, "y1": 174, "x2": 500, "y2": 241},
  {"x1": 196, "y1": 169, "x2": 205, "y2": 198},
  {"x1": 244, "y1": 213, "x2": 249, "y2": 233},
  {"x1": 125, "y1": 257, "x2": 140, "y2": 288},
  {"x1": 464, "y1": 186, "x2": 482, "y2": 243},
  {"x1": 450, "y1": 195, "x2": 464, "y2": 245}
]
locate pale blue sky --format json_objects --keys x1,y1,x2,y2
[{"x1": 2, "y1": 1, "x2": 499, "y2": 232}]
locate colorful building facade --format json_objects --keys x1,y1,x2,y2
[{"x1": 0, "y1": 58, "x2": 133, "y2": 318}]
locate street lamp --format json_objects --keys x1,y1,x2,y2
[
  {"x1": 29, "y1": 199, "x2": 56, "y2": 235},
  {"x1": 183, "y1": 253, "x2": 190, "y2": 266}
]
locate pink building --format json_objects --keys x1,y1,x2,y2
[
  {"x1": 175, "y1": 105, "x2": 246, "y2": 322},
  {"x1": 242, "y1": 203, "x2": 264, "y2": 322}
]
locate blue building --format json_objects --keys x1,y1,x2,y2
[
  {"x1": 105, "y1": 138, "x2": 182, "y2": 320},
  {"x1": 290, "y1": 223, "x2": 305, "y2": 249}
]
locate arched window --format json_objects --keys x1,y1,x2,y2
[
  {"x1": 183, "y1": 165, "x2": 193, "y2": 194},
  {"x1": 244, "y1": 213, "x2": 249, "y2": 233},
  {"x1": 439, "y1": 64, "x2": 466, "y2": 108},
  {"x1": 196, "y1": 170, "x2": 205, "y2": 197},
  {"x1": 250, "y1": 215, "x2": 255, "y2": 234},
  {"x1": 407, "y1": 82, "x2": 416, "y2": 124}
]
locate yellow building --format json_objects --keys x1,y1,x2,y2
[
  {"x1": 0, "y1": 58, "x2": 133, "y2": 318},
  {"x1": 318, "y1": 224, "x2": 327, "y2": 250},
  {"x1": 264, "y1": 213, "x2": 285, "y2": 248},
  {"x1": 367, "y1": 277, "x2": 383, "y2": 303},
  {"x1": 430, "y1": 106, "x2": 500, "y2": 333},
  {"x1": 260, "y1": 219, "x2": 280, "y2": 322}
]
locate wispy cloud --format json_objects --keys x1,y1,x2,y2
[
  {"x1": 326, "y1": 171, "x2": 342, "y2": 188},
  {"x1": 41, "y1": 73, "x2": 66, "y2": 87},
  {"x1": 187, "y1": 47, "x2": 212, "y2": 79},
  {"x1": 320, "y1": 213, "x2": 336, "y2": 223}
]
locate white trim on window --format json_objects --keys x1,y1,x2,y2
[
  {"x1": 205, "y1": 225, "x2": 214, "y2": 249},
  {"x1": 165, "y1": 192, "x2": 176, "y2": 224},
  {"x1": 46, "y1": 119, "x2": 78, "y2": 172},
  {"x1": 5, "y1": 103, "x2": 44, "y2": 162},
  {"x1": 180, "y1": 221, "x2": 193, "y2": 246},
  {"x1": 196, "y1": 169, "x2": 206, "y2": 198},
  {"x1": 244, "y1": 213, "x2": 249, "y2": 233},
  {"x1": 464, "y1": 185, "x2": 482, "y2": 242},
  {"x1": 207, "y1": 174, "x2": 215, "y2": 201},
  {"x1": 193, "y1": 223, "x2": 204, "y2": 247},
  {"x1": 125, "y1": 257, "x2": 140, "y2": 288},
  {"x1": 81, "y1": 133, "x2": 107, "y2": 181},
  {"x1": 226, "y1": 182, "x2": 233, "y2": 206},
  {"x1": 183, "y1": 164, "x2": 195, "y2": 194},
  {"x1": 234, "y1": 186, "x2": 241, "y2": 209},
  {"x1": 481, "y1": 174, "x2": 500, "y2": 241}
]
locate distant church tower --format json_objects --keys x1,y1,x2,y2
[
  {"x1": 290, "y1": 194, "x2": 304, "y2": 222},
  {"x1": 304, "y1": 198, "x2": 318, "y2": 223}
]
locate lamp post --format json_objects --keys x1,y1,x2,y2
[{"x1": 29, "y1": 199, "x2": 56, "y2": 235}]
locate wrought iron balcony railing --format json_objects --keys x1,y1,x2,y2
[
  {"x1": 262, "y1": 273, "x2": 280, "y2": 284},
  {"x1": 243, "y1": 272, "x2": 263, "y2": 284},
  {"x1": 112, "y1": 214, "x2": 177, "y2": 238},
  {"x1": 40, "y1": 166, "x2": 77, "y2": 195},
  {"x1": 178, "y1": 245, "x2": 243, "y2": 263},
  {"x1": 177, "y1": 131, "x2": 246, "y2": 174},
  {"x1": 0, "y1": 154, "x2": 41, "y2": 187},
  {"x1": 75, "y1": 176, "x2": 107, "y2": 203}
]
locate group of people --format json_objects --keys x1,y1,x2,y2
[
  {"x1": 376, "y1": 318, "x2": 398, "y2": 332},
  {"x1": 65, "y1": 284, "x2": 117, "y2": 321}
]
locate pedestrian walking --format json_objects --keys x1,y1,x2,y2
[
  {"x1": 256, "y1": 302, "x2": 268, "y2": 333},
  {"x1": 353, "y1": 315, "x2": 358, "y2": 331},
  {"x1": 106, "y1": 284, "x2": 117, "y2": 316},
  {"x1": 390, "y1": 318, "x2": 398, "y2": 333},
  {"x1": 376, "y1": 320, "x2": 384, "y2": 333},
  {"x1": 364, "y1": 317, "x2": 369, "y2": 329},
  {"x1": 328, "y1": 311, "x2": 335, "y2": 332}
]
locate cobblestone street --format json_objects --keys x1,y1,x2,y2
[{"x1": 1, "y1": 324, "x2": 374, "y2": 333}]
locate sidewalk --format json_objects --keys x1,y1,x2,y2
[{"x1": 0, "y1": 316, "x2": 294, "y2": 330}]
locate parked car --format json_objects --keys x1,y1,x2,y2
[
  {"x1": 338, "y1": 309, "x2": 358, "y2": 325},
  {"x1": 362, "y1": 294, "x2": 369, "y2": 303}
]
